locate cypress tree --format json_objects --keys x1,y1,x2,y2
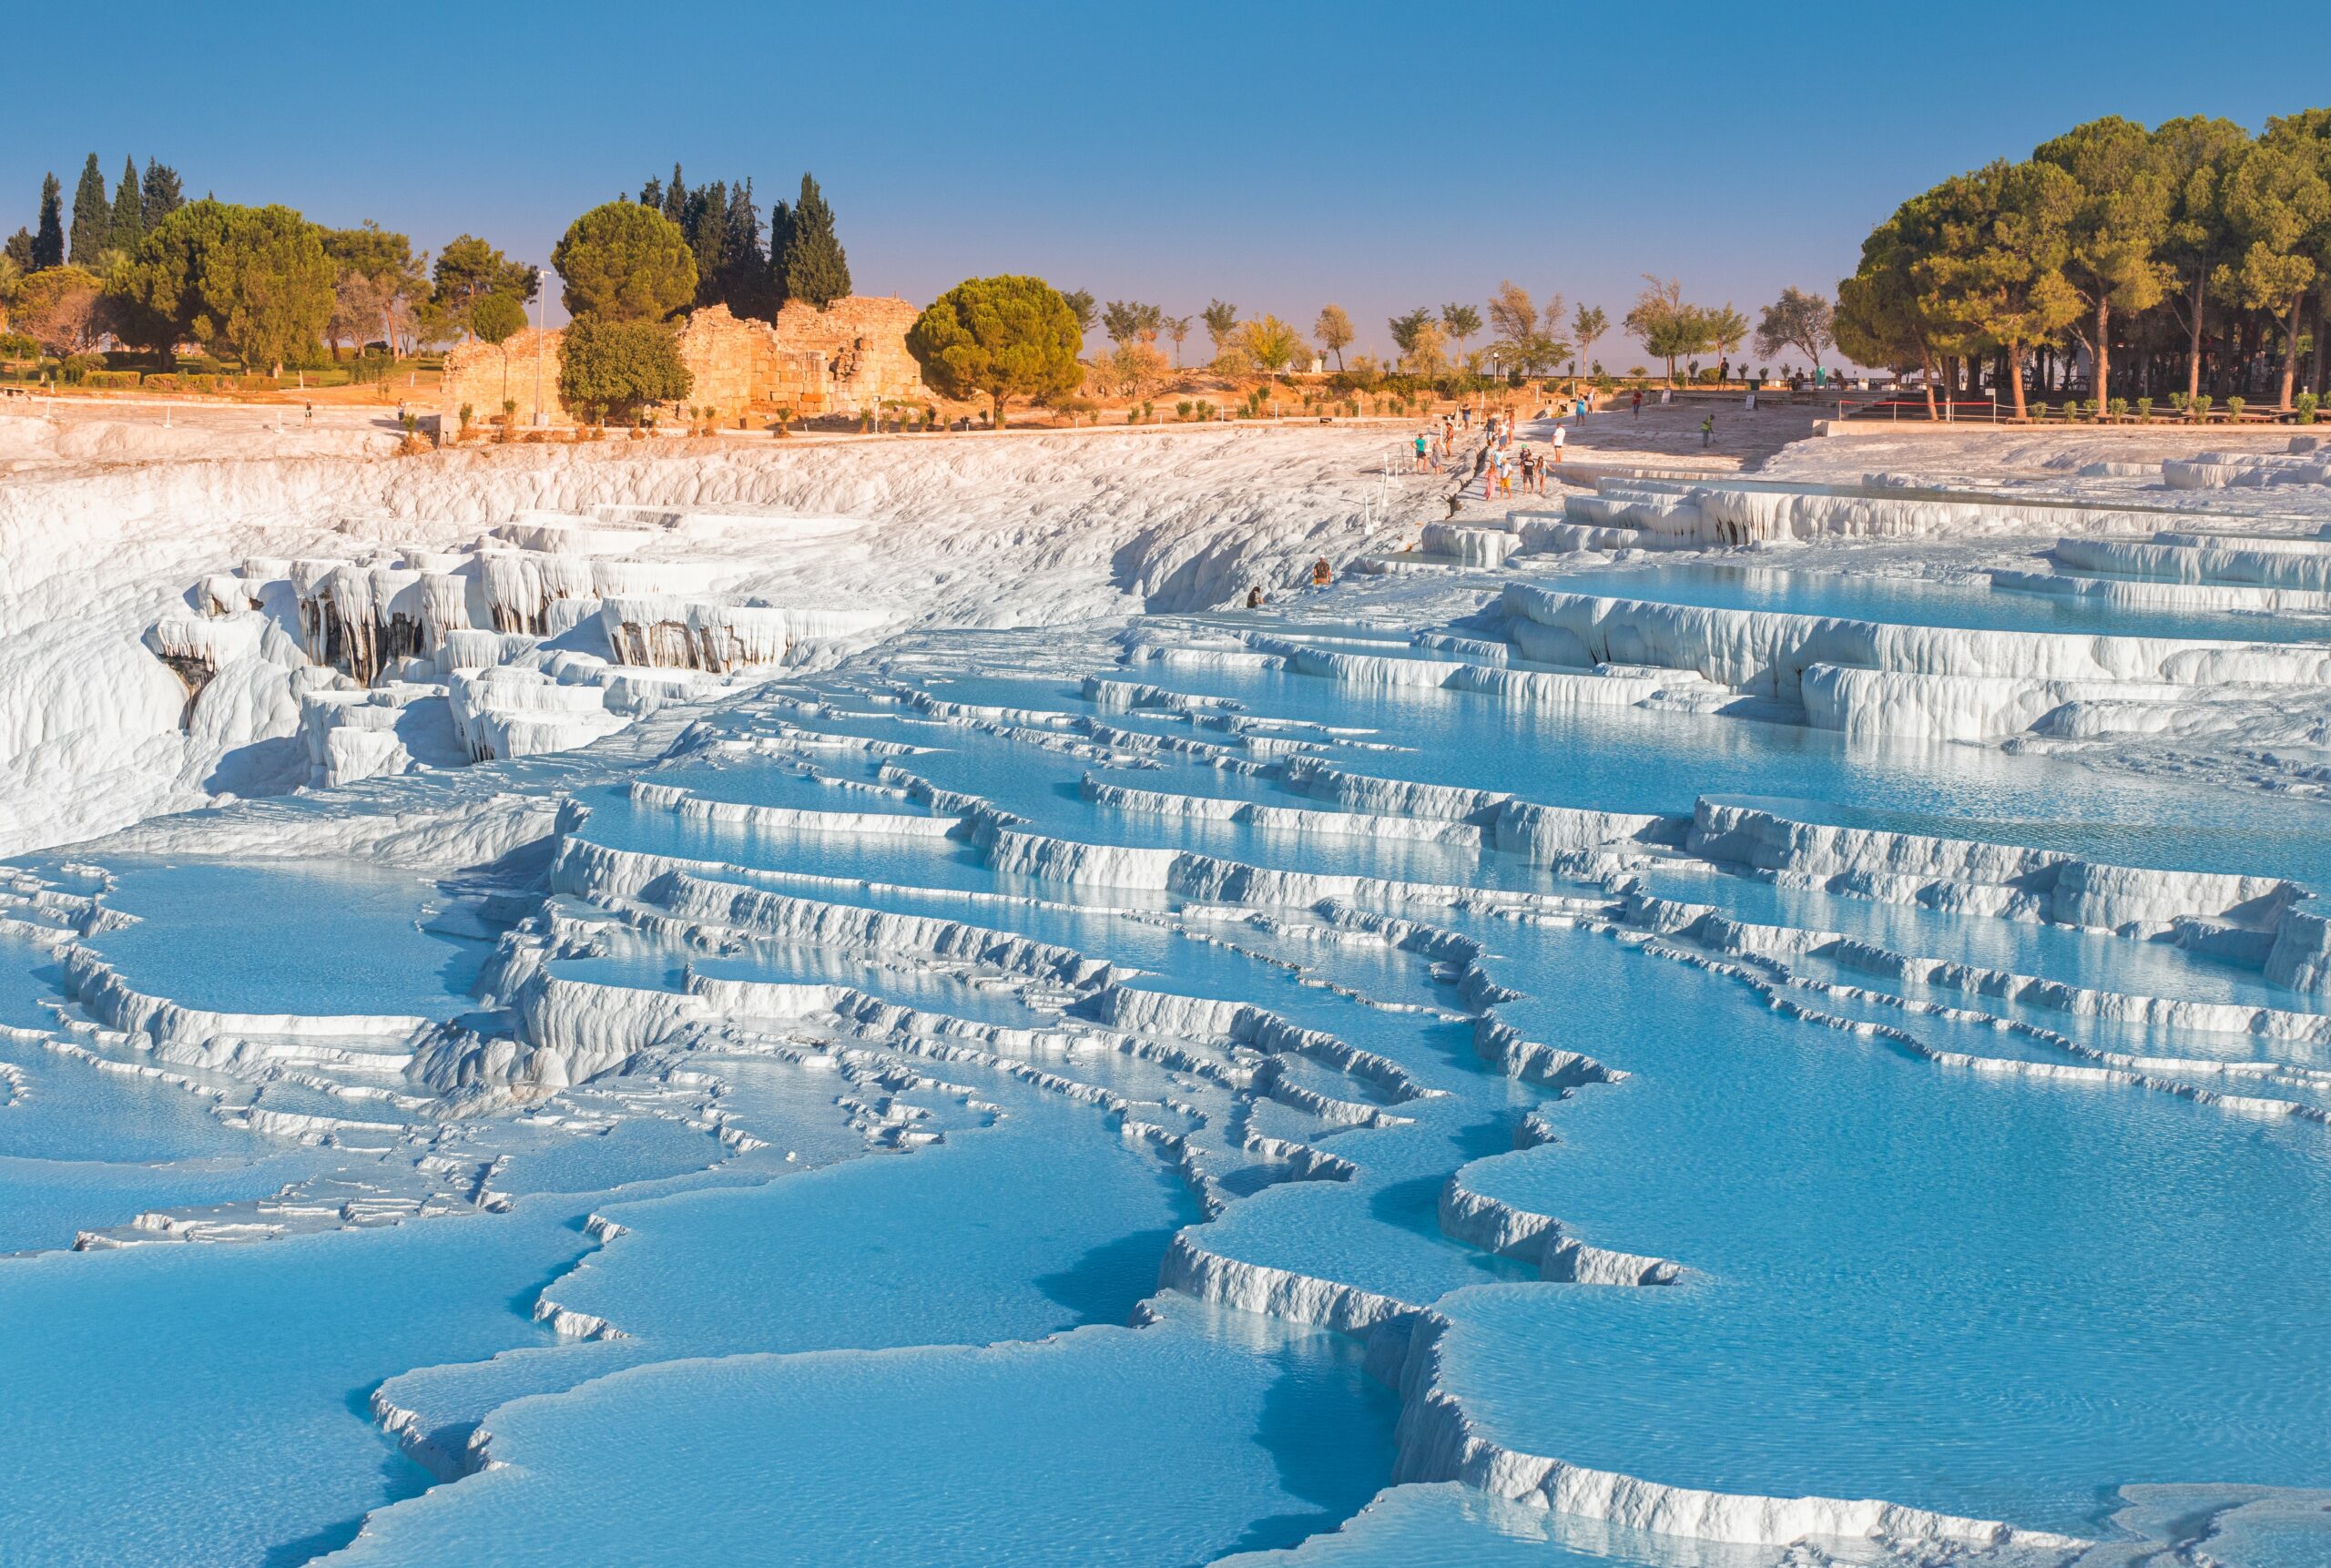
[
  {"x1": 659, "y1": 165, "x2": 687, "y2": 229},
  {"x1": 687, "y1": 180, "x2": 730, "y2": 309},
  {"x1": 720, "y1": 178, "x2": 773, "y2": 321},
  {"x1": 32, "y1": 174, "x2": 64, "y2": 270},
  {"x1": 766, "y1": 192, "x2": 793, "y2": 308},
  {"x1": 68, "y1": 154, "x2": 109, "y2": 264},
  {"x1": 109, "y1": 156, "x2": 143, "y2": 257},
  {"x1": 140, "y1": 160, "x2": 183, "y2": 230},
  {"x1": 780, "y1": 174, "x2": 850, "y2": 311}
]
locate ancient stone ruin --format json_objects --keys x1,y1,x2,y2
[{"x1": 439, "y1": 297, "x2": 929, "y2": 429}]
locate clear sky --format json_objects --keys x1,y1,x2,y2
[{"x1": 9, "y1": 1, "x2": 2330, "y2": 360}]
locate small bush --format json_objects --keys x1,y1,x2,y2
[
  {"x1": 2194, "y1": 393, "x2": 2214, "y2": 419},
  {"x1": 2169, "y1": 392, "x2": 2190, "y2": 412},
  {"x1": 83, "y1": 370, "x2": 141, "y2": 389},
  {"x1": 2135, "y1": 397, "x2": 2152, "y2": 420},
  {"x1": 2226, "y1": 396, "x2": 2246, "y2": 419},
  {"x1": 2297, "y1": 392, "x2": 2319, "y2": 425},
  {"x1": 2107, "y1": 397, "x2": 2128, "y2": 420}
]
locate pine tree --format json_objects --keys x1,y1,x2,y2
[
  {"x1": 780, "y1": 174, "x2": 849, "y2": 311},
  {"x1": 109, "y1": 157, "x2": 143, "y2": 257},
  {"x1": 3, "y1": 229, "x2": 33, "y2": 272},
  {"x1": 140, "y1": 160, "x2": 183, "y2": 230},
  {"x1": 32, "y1": 174, "x2": 64, "y2": 270},
  {"x1": 68, "y1": 154, "x2": 108, "y2": 265}
]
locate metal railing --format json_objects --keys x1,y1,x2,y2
[{"x1": 1836, "y1": 392, "x2": 2002, "y2": 423}]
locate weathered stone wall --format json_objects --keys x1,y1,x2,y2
[
  {"x1": 439, "y1": 297, "x2": 927, "y2": 428},
  {"x1": 440, "y1": 328, "x2": 566, "y2": 428},
  {"x1": 770, "y1": 297, "x2": 929, "y2": 412}
]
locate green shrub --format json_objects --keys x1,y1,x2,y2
[
  {"x1": 2169, "y1": 392, "x2": 2190, "y2": 412},
  {"x1": 558, "y1": 319, "x2": 690, "y2": 423},
  {"x1": 2296, "y1": 392, "x2": 2319, "y2": 424},
  {"x1": 2226, "y1": 396, "x2": 2246, "y2": 419},
  {"x1": 83, "y1": 370, "x2": 141, "y2": 389},
  {"x1": 142, "y1": 373, "x2": 179, "y2": 392},
  {"x1": 0, "y1": 331, "x2": 37, "y2": 359},
  {"x1": 2107, "y1": 397, "x2": 2128, "y2": 419},
  {"x1": 182, "y1": 373, "x2": 220, "y2": 393},
  {"x1": 2194, "y1": 393, "x2": 2214, "y2": 418},
  {"x1": 2134, "y1": 397, "x2": 2152, "y2": 420}
]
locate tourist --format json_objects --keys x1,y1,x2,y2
[
  {"x1": 1312, "y1": 557, "x2": 1332, "y2": 586},
  {"x1": 1413, "y1": 431, "x2": 1430, "y2": 472},
  {"x1": 1552, "y1": 423, "x2": 1566, "y2": 465},
  {"x1": 1575, "y1": 393, "x2": 1588, "y2": 424},
  {"x1": 1718, "y1": 357, "x2": 1729, "y2": 383},
  {"x1": 1247, "y1": 585, "x2": 1266, "y2": 608},
  {"x1": 1518, "y1": 447, "x2": 1535, "y2": 494},
  {"x1": 1700, "y1": 413, "x2": 1715, "y2": 447},
  {"x1": 1631, "y1": 389, "x2": 1643, "y2": 419},
  {"x1": 303, "y1": 401, "x2": 313, "y2": 425}
]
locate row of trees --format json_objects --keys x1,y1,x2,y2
[
  {"x1": 1057, "y1": 288, "x2": 1618, "y2": 385},
  {"x1": 0, "y1": 154, "x2": 545, "y2": 370},
  {"x1": 1050, "y1": 280, "x2": 1849, "y2": 392},
  {"x1": 541, "y1": 172, "x2": 851, "y2": 420},
  {"x1": 1837, "y1": 111, "x2": 2331, "y2": 415},
  {"x1": 1, "y1": 203, "x2": 539, "y2": 368},
  {"x1": 3, "y1": 155, "x2": 186, "y2": 277},
  {"x1": 631, "y1": 167, "x2": 850, "y2": 319}
]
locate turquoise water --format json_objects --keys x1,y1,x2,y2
[
  {"x1": 1536, "y1": 559, "x2": 2331, "y2": 643},
  {"x1": 5, "y1": 575, "x2": 2330, "y2": 1564}
]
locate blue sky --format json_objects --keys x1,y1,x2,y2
[{"x1": 10, "y1": 1, "x2": 2330, "y2": 360}]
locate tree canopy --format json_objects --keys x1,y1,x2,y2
[
  {"x1": 904, "y1": 274, "x2": 1082, "y2": 427},
  {"x1": 67, "y1": 155, "x2": 108, "y2": 267},
  {"x1": 1624, "y1": 277, "x2": 1715, "y2": 382},
  {"x1": 471, "y1": 291, "x2": 527, "y2": 346},
  {"x1": 1101, "y1": 300, "x2": 1162, "y2": 346},
  {"x1": 33, "y1": 174, "x2": 64, "y2": 270},
  {"x1": 1201, "y1": 300, "x2": 1238, "y2": 351},
  {"x1": 777, "y1": 174, "x2": 850, "y2": 310},
  {"x1": 552, "y1": 202, "x2": 697, "y2": 322},
  {"x1": 1840, "y1": 109, "x2": 2331, "y2": 411},
  {"x1": 117, "y1": 199, "x2": 335, "y2": 368},
  {"x1": 1754, "y1": 287, "x2": 1838, "y2": 372},
  {"x1": 108, "y1": 158, "x2": 142, "y2": 259},
  {"x1": 558, "y1": 317, "x2": 691, "y2": 421},
  {"x1": 14, "y1": 264, "x2": 106, "y2": 354},
  {"x1": 1238, "y1": 315, "x2": 1308, "y2": 378},
  {"x1": 1314, "y1": 303, "x2": 1353, "y2": 370}
]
